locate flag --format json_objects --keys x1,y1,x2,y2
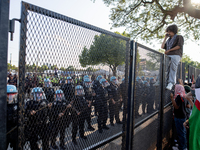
[{"x1": 189, "y1": 88, "x2": 200, "y2": 150}]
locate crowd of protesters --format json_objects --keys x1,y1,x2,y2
[{"x1": 170, "y1": 77, "x2": 200, "y2": 150}]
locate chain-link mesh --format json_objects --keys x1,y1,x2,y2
[
  {"x1": 133, "y1": 43, "x2": 163, "y2": 150},
  {"x1": 188, "y1": 65, "x2": 200, "y2": 83},
  {"x1": 16, "y1": 2, "x2": 129, "y2": 150}
]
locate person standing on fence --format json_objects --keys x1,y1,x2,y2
[{"x1": 161, "y1": 24, "x2": 184, "y2": 90}]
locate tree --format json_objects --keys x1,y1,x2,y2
[
  {"x1": 7, "y1": 63, "x2": 18, "y2": 72},
  {"x1": 99, "y1": 0, "x2": 200, "y2": 41},
  {"x1": 79, "y1": 33, "x2": 126, "y2": 76}
]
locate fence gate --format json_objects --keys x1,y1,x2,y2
[{"x1": 17, "y1": 1, "x2": 130, "y2": 150}]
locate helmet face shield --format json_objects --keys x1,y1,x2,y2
[
  {"x1": 76, "y1": 89, "x2": 85, "y2": 96},
  {"x1": 46, "y1": 81, "x2": 52, "y2": 87},
  {"x1": 56, "y1": 93, "x2": 63, "y2": 101},
  {"x1": 84, "y1": 82, "x2": 92, "y2": 88},
  {"x1": 7, "y1": 93, "x2": 17, "y2": 104},
  {"x1": 112, "y1": 79, "x2": 119, "y2": 85},
  {"x1": 102, "y1": 81, "x2": 110, "y2": 87},
  {"x1": 33, "y1": 92, "x2": 45, "y2": 101},
  {"x1": 67, "y1": 79, "x2": 72, "y2": 84}
]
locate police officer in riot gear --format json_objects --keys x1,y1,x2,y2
[
  {"x1": 43, "y1": 78, "x2": 55, "y2": 102},
  {"x1": 83, "y1": 78, "x2": 95, "y2": 131},
  {"x1": 6, "y1": 85, "x2": 18, "y2": 150},
  {"x1": 135, "y1": 76, "x2": 143, "y2": 118},
  {"x1": 50, "y1": 89, "x2": 71, "y2": 150},
  {"x1": 107, "y1": 76, "x2": 122, "y2": 126},
  {"x1": 119, "y1": 78, "x2": 126, "y2": 112},
  {"x1": 142, "y1": 80, "x2": 150, "y2": 114},
  {"x1": 141, "y1": 76, "x2": 145, "y2": 81},
  {"x1": 95, "y1": 78, "x2": 110, "y2": 133},
  {"x1": 93, "y1": 75, "x2": 103, "y2": 94},
  {"x1": 25, "y1": 87, "x2": 51, "y2": 150},
  {"x1": 72, "y1": 85, "x2": 88, "y2": 145},
  {"x1": 147, "y1": 77, "x2": 156, "y2": 113},
  {"x1": 61, "y1": 76, "x2": 75, "y2": 103}
]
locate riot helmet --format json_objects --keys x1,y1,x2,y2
[
  {"x1": 150, "y1": 77, "x2": 155, "y2": 84},
  {"x1": 7, "y1": 85, "x2": 18, "y2": 104},
  {"x1": 55, "y1": 89, "x2": 64, "y2": 101},
  {"x1": 44, "y1": 78, "x2": 52, "y2": 87},
  {"x1": 31, "y1": 87, "x2": 46, "y2": 101},
  {"x1": 83, "y1": 75, "x2": 89, "y2": 81},
  {"x1": 84, "y1": 78, "x2": 92, "y2": 88},
  {"x1": 75, "y1": 85, "x2": 85, "y2": 96},
  {"x1": 122, "y1": 78, "x2": 125, "y2": 83},
  {"x1": 110, "y1": 76, "x2": 119, "y2": 85},
  {"x1": 141, "y1": 76, "x2": 145, "y2": 81},
  {"x1": 96, "y1": 75, "x2": 103, "y2": 81},
  {"x1": 136, "y1": 76, "x2": 142, "y2": 83},
  {"x1": 143, "y1": 80, "x2": 150, "y2": 87},
  {"x1": 146, "y1": 77, "x2": 149, "y2": 82},
  {"x1": 100, "y1": 78, "x2": 110, "y2": 87},
  {"x1": 66, "y1": 76, "x2": 73, "y2": 84}
]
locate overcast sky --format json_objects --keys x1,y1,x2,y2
[{"x1": 8, "y1": 0, "x2": 200, "y2": 67}]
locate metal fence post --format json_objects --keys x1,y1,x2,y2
[
  {"x1": 157, "y1": 54, "x2": 165, "y2": 150},
  {"x1": 126, "y1": 40, "x2": 136, "y2": 150},
  {"x1": 0, "y1": 0, "x2": 10, "y2": 149},
  {"x1": 18, "y1": 2, "x2": 28, "y2": 149}
]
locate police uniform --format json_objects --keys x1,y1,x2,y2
[
  {"x1": 61, "y1": 82, "x2": 75, "y2": 103},
  {"x1": 43, "y1": 87, "x2": 55, "y2": 103},
  {"x1": 95, "y1": 85, "x2": 109, "y2": 132},
  {"x1": 135, "y1": 78, "x2": 143, "y2": 118},
  {"x1": 142, "y1": 81, "x2": 150, "y2": 114},
  {"x1": 7, "y1": 103, "x2": 18, "y2": 150},
  {"x1": 72, "y1": 95, "x2": 88, "y2": 142},
  {"x1": 83, "y1": 85, "x2": 95, "y2": 130},
  {"x1": 107, "y1": 83, "x2": 121, "y2": 125},
  {"x1": 50, "y1": 99, "x2": 71, "y2": 149},
  {"x1": 25, "y1": 99, "x2": 50, "y2": 150}
]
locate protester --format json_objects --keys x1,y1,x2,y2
[
  {"x1": 170, "y1": 84, "x2": 187, "y2": 150},
  {"x1": 161, "y1": 24, "x2": 184, "y2": 90},
  {"x1": 184, "y1": 75, "x2": 200, "y2": 150}
]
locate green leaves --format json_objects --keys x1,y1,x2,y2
[
  {"x1": 79, "y1": 33, "x2": 126, "y2": 75},
  {"x1": 100, "y1": 0, "x2": 200, "y2": 42}
]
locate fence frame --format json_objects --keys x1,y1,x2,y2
[
  {"x1": 0, "y1": 0, "x2": 10, "y2": 149},
  {"x1": 18, "y1": 2, "x2": 130, "y2": 150},
  {"x1": 2, "y1": 1, "x2": 194, "y2": 149}
]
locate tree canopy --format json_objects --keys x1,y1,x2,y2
[
  {"x1": 79, "y1": 33, "x2": 127, "y2": 76},
  {"x1": 98, "y1": 0, "x2": 200, "y2": 41}
]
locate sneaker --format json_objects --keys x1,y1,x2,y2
[
  {"x1": 166, "y1": 82, "x2": 173, "y2": 90},
  {"x1": 88, "y1": 125, "x2": 95, "y2": 131},
  {"x1": 102, "y1": 125, "x2": 109, "y2": 130},
  {"x1": 172, "y1": 146, "x2": 179, "y2": 150},
  {"x1": 72, "y1": 139, "x2": 77, "y2": 145}
]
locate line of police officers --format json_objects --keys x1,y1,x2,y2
[
  {"x1": 135, "y1": 76, "x2": 158, "y2": 118},
  {"x1": 7, "y1": 75, "x2": 125, "y2": 150}
]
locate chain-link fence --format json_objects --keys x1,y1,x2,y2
[
  {"x1": 188, "y1": 65, "x2": 200, "y2": 83},
  {"x1": 132, "y1": 43, "x2": 163, "y2": 150},
  {"x1": 16, "y1": 2, "x2": 130, "y2": 150},
  {"x1": 3, "y1": 1, "x2": 191, "y2": 150}
]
